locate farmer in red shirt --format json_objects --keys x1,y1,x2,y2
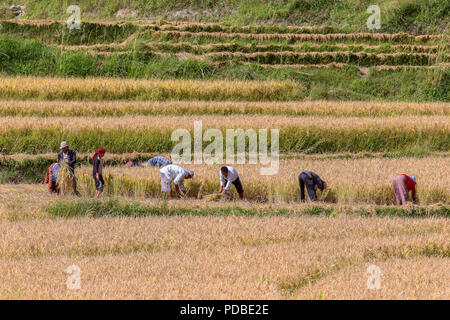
[{"x1": 392, "y1": 174, "x2": 417, "y2": 205}]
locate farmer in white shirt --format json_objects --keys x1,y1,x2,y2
[
  {"x1": 219, "y1": 166, "x2": 244, "y2": 199},
  {"x1": 160, "y1": 164, "x2": 194, "y2": 200}
]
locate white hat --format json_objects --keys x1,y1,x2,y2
[{"x1": 60, "y1": 141, "x2": 69, "y2": 149}]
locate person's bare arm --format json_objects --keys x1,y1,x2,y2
[{"x1": 175, "y1": 184, "x2": 186, "y2": 197}]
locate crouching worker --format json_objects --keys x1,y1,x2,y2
[
  {"x1": 393, "y1": 174, "x2": 416, "y2": 205},
  {"x1": 160, "y1": 164, "x2": 194, "y2": 200},
  {"x1": 148, "y1": 155, "x2": 172, "y2": 168},
  {"x1": 124, "y1": 160, "x2": 143, "y2": 168},
  {"x1": 92, "y1": 148, "x2": 106, "y2": 198},
  {"x1": 299, "y1": 171, "x2": 327, "y2": 202},
  {"x1": 44, "y1": 162, "x2": 61, "y2": 194},
  {"x1": 219, "y1": 166, "x2": 244, "y2": 200}
]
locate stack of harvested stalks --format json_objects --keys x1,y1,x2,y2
[{"x1": 56, "y1": 163, "x2": 74, "y2": 195}]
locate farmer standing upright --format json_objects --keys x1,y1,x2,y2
[
  {"x1": 392, "y1": 174, "x2": 417, "y2": 205},
  {"x1": 92, "y1": 148, "x2": 107, "y2": 198},
  {"x1": 58, "y1": 141, "x2": 81, "y2": 196}
]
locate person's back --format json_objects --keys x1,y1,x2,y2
[
  {"x1": 160, "y1": 164, "x2": 185, "y2": 182},
  {"x1": 393, "y1": 174, "x2": 416, "y2": 205},
  {"x1": 298, "y1": 171, "x2": 326, "y2": 202},
  {"x1": 44, "y1": 163, "x2": 60, "y2": 193},
  {"x1": 160, "y1": 164, "x2": 194, "y2": 199},
  {"x1": 149, "y1": 156, "x2": 172, "y2": 168},
  {"x1": 51, "y1": 163, "x2": 61, "y2": 182}
]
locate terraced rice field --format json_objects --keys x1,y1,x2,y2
[
  {"x1": 0, "y1": 19, "x2": 448, "y2": 74},
  {"x1": 0, "y1": 18, "x2": 448, "y2": 299}
]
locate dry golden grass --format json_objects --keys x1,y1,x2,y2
[
  {"x1": 0, "y1": 213, "x2": 447, "y2": 299},
  {"x1": 0, "y1": 100, "x2": 448, "y2": 117},
  {"x1": 69, "y1": 157, "x2": 450, "y2": 204},
  {"x1": 295, "y1": 257, "x2": 449, "y2": 299},
  {"x1": 0, "y1": 183, "x2": 447, "y2": 222},
  {"x1": 0, "y1": 115, "x2": 448, "y2": 131},
  {"x1": 0, "y1": 184, "x2": 52, "y2": 221},
  {"x1": 0, "y1": 76, "x2": 304, "y2": 101}
]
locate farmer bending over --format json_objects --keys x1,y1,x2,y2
[
  {"x1": 392, "y1": 174, "x2": 417, "y2": 205},
  {"x1": 44, "y1": 162, "x2": 61, "y2": 194},
  {"x1": 147, "y1": 155, "x2": 172, "y2": 168},
  {"x1": 160, "y1": 164, "x2": 194, "y2": 200},
  {"x1": 219, "y1": 166, "x2": 244, "y2": 200},
  {"x1": 298, "y1": 171, "x2": 327, "y2": 202}
]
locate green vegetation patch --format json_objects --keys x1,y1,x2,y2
[
  {"x1": 45, "y1": 199, "x2": 449, "y2": 218},
  {"x1": 0, "y1": 126, "x2": 448, "y2": 155}
]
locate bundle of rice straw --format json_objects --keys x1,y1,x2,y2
[
  {"x1": 317, "y1": 187, "x2": 330, "y2": 201},
  {"x1": 56, "y1": 163, "x2": 74, "y2": 195},
  {"x1": 203, "y1": 192, "x2": 233, "y2": 202},
  {"x1": 203, "y1": 193, "x2": 223, "y2": 202}
]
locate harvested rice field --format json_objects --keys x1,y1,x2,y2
[{"x1": 0, "y1": 4, "x2": 448, "y2": 300}]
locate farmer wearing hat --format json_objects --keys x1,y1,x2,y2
[
  {"x1": 159, "y1": 164, "x2": 194, "y2": 200},
  {"x1": 57, "y1": 141, "x2": 81, "y2": 196},
  {"x1": 393, "y1": 174, "x2": 417, "y2": 205}
]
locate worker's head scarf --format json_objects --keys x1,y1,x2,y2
[
  {"x1": 92, "y1": 148, "x2": 106, "y2": 160},
  {"x1": 410, "y1": 176, "x2": 417, "y2": 184},
  {"x1": 186, "y1": 170, "x2": 194, "y2": 178}
]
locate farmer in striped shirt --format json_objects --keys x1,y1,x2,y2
[{"x1": 148, "y1": 156, "x2": 172, "y2": 168}]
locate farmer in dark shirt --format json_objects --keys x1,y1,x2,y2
[
  {"x1": 298, "y1": 171, "x2": 327, "y2": 202},
  {"x1": 92, "y1": 148, "x2": 106, "y2": 198},
  {"x1": 57, "y1": 141, "x2": 81, "y2": 196}
]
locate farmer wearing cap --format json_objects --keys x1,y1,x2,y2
[
  {"x1": 92, "y1": 148, "x2": 107, "y2": 198},
  {"x1": 57, "y1": 141, "x2": 80, "y2": 196},
  {"x1": 298, "y1": 171, "x2": 327, "y2": 202},
  {"x1": 219, "y1": 166, "x2": 244, "y2": 199},
  {"x1": 393, "y1": 174, "x2": 417, "y2": 205},
  {"x1": 160, "y1": 164, "x2": 194, "y2": 200}
]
